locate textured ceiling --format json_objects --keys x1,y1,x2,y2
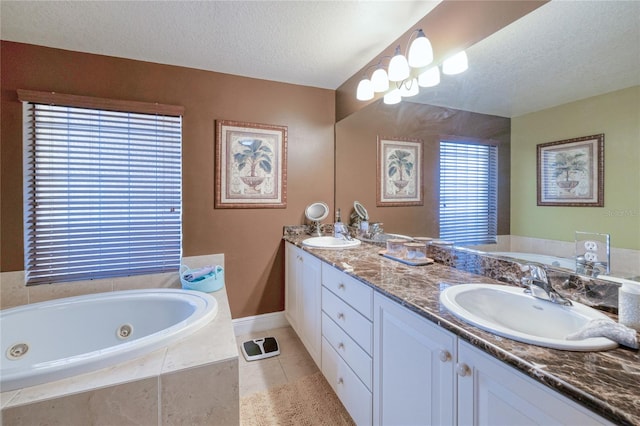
[
  {"x1": 0, "y1": 0, "x2": 440, "y2": 90},
  {"x1": 1, "y1": 1, "x2": 638, "y2": 118},
  {"x1": 412, "y1": 0, "x2": 640, "y2": 117}
]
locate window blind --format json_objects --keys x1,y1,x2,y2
[
  {"x1": 23, "y1": 102, "x2": 182, "y2": 285},
  {"x1": 439, "y1": 141, "x2": 497, "y2": 245}
]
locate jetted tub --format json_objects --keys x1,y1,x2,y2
[{"x1": 0, "y1": 288, "x2": 218, "y2": 391}]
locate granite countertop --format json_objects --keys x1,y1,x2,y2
[{"x1": 284, "y1": 234, "x2": 640, "y2": 426}]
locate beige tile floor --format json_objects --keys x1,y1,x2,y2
[{"x1": 236, "y1": 326, "x2": 320, "y2": 397}]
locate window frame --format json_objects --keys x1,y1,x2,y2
[{"x1": 19, "y1": 89, "x2": 184, "y2": 285}]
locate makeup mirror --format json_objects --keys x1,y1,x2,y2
[{"x1": 305, "y1": 202, "x2": 329, "y2": 237}]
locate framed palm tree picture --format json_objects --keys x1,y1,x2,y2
[
  {"x1": 377, "y1": 137, "x2": 423, "y2": 206},
  {"x1": 215, "y1": 120, "x2": 287, "y2": 208},
  {"x1": 537, "y1": 134, "x2": 604, "y2": 207}
]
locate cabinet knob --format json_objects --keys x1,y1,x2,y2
[
  {"x1": 456, "y1": 363, "x2": 471, "y2": 377},
  {"x1": 338, "y1": 342, "x2": 345, "y2": 350},
  {"x1": 337, "y1": 377, "x2": 344, "y2": 385},
  {"x1": 439, "y1": 350, "x2": 452, "y2": 363},
  {"x1": 337, "y1": 312, "x2": 345, "y2": 320},
  {"x1": 338, "y1": 283, "x2": 345, "y2": 290}
]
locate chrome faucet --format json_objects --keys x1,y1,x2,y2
[{"x1": 521, "y1": 264, "x2": 572, "y2": 306}]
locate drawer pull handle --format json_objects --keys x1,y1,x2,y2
[
  {"x1": 439, "y1": 350, "x2": 452, "y2": 363},
  {"x1": 337, "y1": 313, "x2": 345, "y2": 320},
  {"x1": 457, "y1": 363, "x2": 471, "y2": 377},
  {"x1": 337, "y1": 378, "x2": 344, "y2": 385},
  {"x1": 338, "y1": 283, "x2": 345, "y2": 290},
  {"x1": 338, "y1": 342, "x2": 345, "y2": 350}
]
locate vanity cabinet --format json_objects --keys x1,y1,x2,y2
[
  {"x1": 321, "y1": 263, "x2": 373, "y2": 426},
  {"x1": 285, "y1": 244, "x2": 614, "y2": 425},
  {"x1": 374, "y1": 293, "x2": 612, "y2": 426},
  {"x1": 284, "y1": 243, "x2": 321, "y2": 367}
]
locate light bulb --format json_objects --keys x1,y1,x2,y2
[
  {"x1": 399, "y1": 79, "x2": 419, "y2": 97},
  {"x1": 383, "y1": 88, "x2": 401, "y2": 105},
  {"x1": 442, "y1": 51, "x2": 468, "y2": 75},
  {"x1": 418, "y1": 66, "x2": 440, "y2": 87},
  {"x1": 407, "y1": 30, "x2": 433, "y2": 68},
  {"x1": 356, "y1": 78, "x2": 374, "y2": 101},
  {"x1": 371, "y1": 67, "x2": 389, "y2": 93},
  {"x1": 388, "y1": 46, "x2": 410, "y2": 82}
]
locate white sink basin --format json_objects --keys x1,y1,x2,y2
[
  {"x1": 302, "y1": 236, "x2": 361, "y2": 249},
  {"x1": 440, "y1": 284, "x2": 617, "y2": 351}
]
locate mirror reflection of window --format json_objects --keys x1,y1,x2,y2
[{"x1": 439, "y1": 140, "x2": 497, "y2": 245}]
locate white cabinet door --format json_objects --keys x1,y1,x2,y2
[
  {"x1": 285, "y1": 243, "x2": 322, "y2": 367},
  {"x1": 299, "y1": 249, "x2": 322, "y2": 367},
  {"x1": 284, "y1": 243, "x2": 300, "y2": 333},
  {"x1": 457, "y1": 340, "x2": 613, "y2": 426},
  {"x1": 373, "y1": 293, "x2": 456, "y2": 426}
]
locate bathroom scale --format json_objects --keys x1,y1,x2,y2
[{"x1": 241, "y1": 337, "x2": 280, "y2": 361}]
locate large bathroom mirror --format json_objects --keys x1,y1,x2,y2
[{"x1": 335, "y1": 1, "x2": 640, "y2": 279}]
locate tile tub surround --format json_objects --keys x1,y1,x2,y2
[
  {"x1": 283, "y1": 232, "x2": 640, "y2": 426},
  {"x1": 472, "y1": 235, "x2": 640, "y2": 280},
  {"x1": 0, "y1": 253, "x2": 225, "y2": 309},
  {"x1": 1, "y1": 254, "x2": 239, "y2": 425}
]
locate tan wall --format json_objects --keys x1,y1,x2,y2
[
  {"x1": 0, "y1": 41, "x2": 335, "y2": 318},
  {"x1": 335, "y1": 100, "x2": 511, "y2": 238}
]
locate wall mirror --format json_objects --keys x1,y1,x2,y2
[{"x1": 335, "y1": 1, "x2": 640, "y2": 280}]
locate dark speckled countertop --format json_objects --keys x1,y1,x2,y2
[{"x1": 283, "y1": 232, "x2": 640, "y2": 426}]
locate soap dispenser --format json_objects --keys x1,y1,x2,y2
[{"x1": 334, "y1": 208, "x2": 349, "y2": 239}]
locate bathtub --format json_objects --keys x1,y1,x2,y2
[{"x1": 0, "y1": 288, "x2": 218, "y2": 391}]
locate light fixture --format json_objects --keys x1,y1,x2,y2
[
  {"x1": 371, "y1": 66, "x2": 389, "y2": 93},
  {"x1": 442, "y1": 51, "x2": 468, "y2": 75},
  {"x1": 383, "y1": 88, "x2": 402, "y2": 105},
  {"x1": 407, "y1": 29, "x2": 433, "y2": 68},
  {"x1": 354, "y1": 27, "x2": 469, "y2": 104},
  {"x1": 399, "y1": 79, "x2": 419, "y2": 98},
  {"x1": 388, "y1": 46, "x2": 410, "y2": 82},
  {"x1": 356, "y1": 77, "x2": 374, "y2": 101},
  {"x1": 418, "y1": 66, "x2": 440, "y2": 88}
]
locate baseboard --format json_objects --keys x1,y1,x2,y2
[{"x1": 232, "y1": 310, "x2": 290, "y2": 336}]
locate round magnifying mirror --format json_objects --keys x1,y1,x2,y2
[
  {"x1": 353, "y1": 201, "x2": 369, "y2": 221},
  {"x1": 305, "y1": 202, "x2": 329, "y2": 222}
]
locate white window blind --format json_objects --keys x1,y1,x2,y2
[
  {"x1": 439, "y1": 141, "x2": 497, "y2": 245},
  {"x1": 23, "y1": 102, "x2": 182, "y2": 285}
]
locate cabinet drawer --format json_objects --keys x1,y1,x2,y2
[
  {"x1": 322, "y1": 338, "x2": 372, "y2": 426},
  {"x1": 322, "y1": 263, "x2": 373, "y2": 320},
  {"x1": 322, "y1": 287, "x2": 372, "y2": 355},
  {"x1": 322, "y1": 313, "x2": 372, "y2": 390}
]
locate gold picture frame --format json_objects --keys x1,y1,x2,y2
[
  {"x1": 215, "y1": 120, "x2": 287, "y2": 208},
  {"x1": 537, "y1": 134, "x2": 604, "y2": 207},
  {"x1": 377, "y1": 137, "x2": 423, "y2": 206}
]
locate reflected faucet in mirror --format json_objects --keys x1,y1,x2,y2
[{"x1": 521, "y1": 264, "x2": 572, "y2": 306}]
